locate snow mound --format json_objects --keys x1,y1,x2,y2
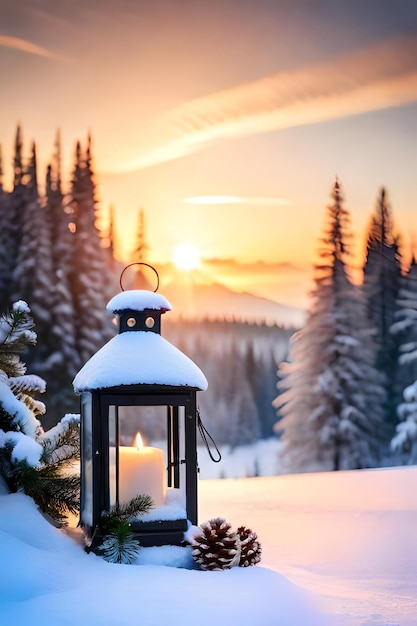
[{"x1": 0, "y1": 492, "x2": 325, "y2": 626}]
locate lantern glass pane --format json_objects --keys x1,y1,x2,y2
[
  {"x1": 118, "y1": 405, "x2": 167, "y2": 444},
  {"x1": 108, "y1": 405, "x2": 118, "y2": 507},
  {"x1": 81, "y1": 392, "x2": 93, "y2": 526},
  {"x1": 117, "y1": 405, "x2": 167, "y2": 509}
]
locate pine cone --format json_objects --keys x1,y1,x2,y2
[
  {"x1": 191, "y1": 517, "x2": 240, "y2": 571},
  {"x1": 237, "y1": 526, "x2": 262, "y2": 567}
]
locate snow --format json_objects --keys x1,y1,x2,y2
[
  {"x1": 73, "y1": 331, "x2": 208, "y2": 392},
  {"x1": 138, "y1": 487, "x2": 187, "y2": 522},
  {"x1": 12, "y1": 300, "x2": 30, "y2": 314},
  {"x1": 107, "y1": 289, "x2": 172, "y2": 313},
  {"x1": 9, "y1": 374, "x2": 47, "y2": 394},
  {"x1": 0, "y1": 379, "x2": 40, "y2": 438},
  {"x1": 0, "y1": 466, "x2": 416, "y2": 626},
  {"x1": 0, "y1": 429, "x2": 42, "y2": 466}
]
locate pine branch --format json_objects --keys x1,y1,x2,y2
[
  {"x1": 100, "y1": 521, "x2": 141, "y2": 564},
  {"x1": 0, "y1": 354, "x2": 26, "y2": 378},
  {"x1": 0, "y1": 441, "x2": 20, "y2": 491},
  {"x1": 114, "y1": 494, "x2": 154, "y2": 521},
  {"x1": 19, "y1": 460, "x2": 80, "y2": 524},
  {"x1": 98, "y1": 496, "x2": 152, "y2": 564},
  {"x1": 40, "y1": 421, "x2": 80, "y2": 465},
  {"x1": 0, "y1": 406, "x2": 13, "y2": 434},
  {"x1": 0, "y1": 442, "x2": 80, "y2": 525},
  {"x1": 0, "y1": 305, "x2": 36, "y2": 353},
  {"x1": 9, "y1": 374, "x2": 46, "y2": 395},
  {"x1": 100, "y1": 494, "x2": 153, "y2": 534}
]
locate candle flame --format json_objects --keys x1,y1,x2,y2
[{"x1": 135, "y1": 432, "x2": 144, "y2": 449}]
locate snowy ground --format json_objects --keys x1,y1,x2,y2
[
  {"x1": 0, "y1": 466, "x2": 416, "y2": 626},
  {"x1": 198, "y1": 468, "x2": 417, "y2": 626}
]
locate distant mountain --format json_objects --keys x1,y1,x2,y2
[{"x1": 162, "y1": 270, "x2": 305, "y2": 327}]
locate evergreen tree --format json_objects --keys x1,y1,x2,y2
[
  {"x1": 256, "y1": 348, "x2": 280, "y2": 439},
  {"x1": 12, "y1": 142, "x2": 55, "y2": 387},
  {"x1": 0, "y1": 145, "x2": 12, "y2": 307},
  {"x1": 130, "y1": 208, "x2": 153, "y2": 290},
  {"x1": 132, "y1": 208, "x2": 148, "y2": 263},
  {"x1": 0, "y1": 127, "x2": 26, "y2": 307},
  {"x1": 0, "y1": 130, "x2": 118, "y2": 426},
  {"x1": 11, "y1": 125, "x2": 27, "y2": 253},
  {"x1": 0, "y1": 301, "x2": 80, "y2": 524},
  {"x1": 104, "y1": 203, "x2": 117, "y2": 272},
  {"x1": 275, "y1": 180, "x2": 386, "y2": 473},
  {"x1": 391, "y1": 380, "x2": 417, "y2": 463},
  {"x1": 0, "y1": 301, "x2": 42, "y2": 436},
  {"x1": 222, "y1": 339, "x2": 260, "y2": 448},
  {"x1": 245, "y1": 341, "x2": 278, "y2": 439},
  {"x1": 43, "y1": 133, "x2": 80, "y2": 425},
  {"x1": 363, "y1": 188, "x2": 402, "y2": 424},
  {"x1": 69, "y1": 137, "x2": 113, "y2": 366},
  {"x1": 390, "y1": 256, "x2": 417, "y2": 392}
]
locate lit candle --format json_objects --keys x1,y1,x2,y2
[{"x1": 118, "y1": 433, "x2": 166, "y2": 506}]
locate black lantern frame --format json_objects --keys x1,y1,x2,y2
[
  {"x1": 75, "y1": 271, "x2": 208, "y2": 550},
  {"x1": 80, "y1": 383, "x2": 200, "y2": 548}
]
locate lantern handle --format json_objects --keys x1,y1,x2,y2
[
  {"x1": 197, "y1": 407, "x2": 222, "y2": 463},
  {"x1": 119, "y1": 262, "x2": 160, "y2": 293}
]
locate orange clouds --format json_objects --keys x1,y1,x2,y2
[
  {"x1": 112, "y1": 33, "x2": 417, "y2": 174},
  {"x1": 0, "y1": 35, "x2": 57, "y2": 59}
]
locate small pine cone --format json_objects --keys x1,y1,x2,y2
[
  {"x1": 237, "y1": 526, "x2": 262, "y2": 567},
  {"x1": 191, "y1": 517, "x2": 240, "y2": 571}
]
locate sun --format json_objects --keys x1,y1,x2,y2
[{"x1": 172, "y1": 243, "x2": 201, "y2": 271}]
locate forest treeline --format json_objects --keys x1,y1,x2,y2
[
  {"x1": 0, "y1": 127, "x2": 416, "y2": 472},
  {"x1": 0, "y1": 127, "x2": 293, "y2": 439},
  {"x1": 0, "y1": 128, "x2": 118, "y2": 424}
]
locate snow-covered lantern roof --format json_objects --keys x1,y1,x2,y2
[
  {"x1": 73, "y1": 264, "x2": 208, "y2": 551},
  {"x1": 73, "y1": 289, "x2": 207, "y2": 392}
]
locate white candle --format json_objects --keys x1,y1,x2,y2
[{"x1": 118, "y1": 434, "x2": 166, "y2": 506}]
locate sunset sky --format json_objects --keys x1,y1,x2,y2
[{"x1": 1, "y1": 0, "x2": 417, "y2": 308}]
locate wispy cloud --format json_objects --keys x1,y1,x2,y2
[
  {"x1": 0, "y1": 35, "x2": 58, "y2": 59},
  {"x1": 185, "y1": 195, "x2": 290, "y2": 206},
  {"x1": 115, "y1": 34, "x2": 417, "y2": 173}
]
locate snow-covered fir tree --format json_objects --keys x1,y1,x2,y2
[
  {"x1": 391, "y1": 380, "x2": 417, "y2": 463},
  {"x1": 68, "y1": 137, "x2": 113, "y2": 365},
  {"x1": 130, "y1": 208, "x2": 153, "y2": 290},
  {"x1": 12, "y1": 142, "x2": 55, "y2": 380},
  {"x1": 0, "y1": 127, "x2": 26, "y2": 307},
  {"x1": 0, "y1": 128, "x2": 118, "y2": 426},
  {"x1": 223, "y1": 339, "x2": 261, "y2": 448},
  {"x1": 104, "y1": 203, "x2": 117, "y2": 272},
  {"x1": 363, "y1": 188, "x2": 402, "y2": 424},
  {"x1": 0, "y1": 301, "x2": 80, "y2": 523},
  {"x1": 390, "y1": 256, "x2": 417, "y2": 390},
  {"x1": 275, "y1": 180, "x2": 386, "y2": 473},
  {"x1": 246, "y1": 341, "x2": 279, "y2": 439},
  {"x1": 43, "y1": 133, "x2": 80, "y2": 425},
  {"x1": 0, "y1": 301, "x2": 42, "y2": 437},
  {"x1": 0, "y1": 145, "x2": 12, "y2": 306},
  {"x1": 389, "y1": 257, "x2": 417, "y2": 463}
]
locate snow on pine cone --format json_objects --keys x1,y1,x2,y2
[
  {"x1": 191, "y1": 517, "x2": 240, "y2": 571},
  {"x1": 237, "y1": 526, "x2": 262, "y2": 567}
]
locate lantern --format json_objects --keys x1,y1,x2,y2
[{"x1": 73, "y1": 280, "x2": 207, "y2": 549}]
